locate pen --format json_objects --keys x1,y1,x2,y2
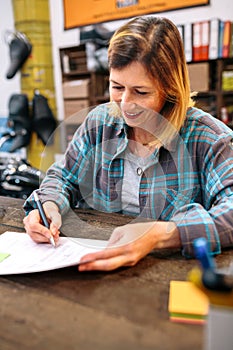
[
  {"x1": 193, "y1": 237, "x2": 216, "y2": 271},
  {"x1": 34, "y1": 191, "x2": 56, "y2": 247},
  {"x1": 193, "y1": 237, "x2": 233, "y2": 292}
]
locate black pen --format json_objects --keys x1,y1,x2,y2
[{"x1": 34, "y1": 191, "x2": 56, "y2": 247}]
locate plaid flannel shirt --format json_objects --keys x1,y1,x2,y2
[{"x1": 24, "y1": 103, "x2": 233, "y2": 257}]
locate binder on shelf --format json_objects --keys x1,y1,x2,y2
[
  {"x1": 230, "y1": 22, "x2": 233, "y2": 57},
  {"x1": 218, "y1": 20, "x2": 225, "y2": 58},
  {"x1": 177, "y1": 24, "x2": 184, "y2": 44},
  {"x1": 201, "y1": 20, "x2": 210, "y2": 60},
  {"x1": 223, "y1": 21, "x2": 232, "y2": 58},
  {"x1": 209, "y1": 18, "x2": 221, "y2": 60},
  {"x1": 179, "y1": 18, "x2": 233, "y2": 61},
  {"x1": 192, "y1": 22, "x2": 202, "y2": 61},
  {"x1": 192, "y1": 21, "x2": 210, "y2": 61},
  {"x1": 184, "y1": 22, "x2": 193, "y2": 62}
]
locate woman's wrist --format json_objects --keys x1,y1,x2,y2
[
  {"x1": 43, "y1": 201, "x2": 60, "y2": 213},
  {"x1": 151, "y1": 221, "x2": 181, "y2": 249}
]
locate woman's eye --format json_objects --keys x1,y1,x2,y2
[
  {"x1": 112, "y1": 86, "x2": 123, "y2": 90},
  {"x1": 136, "y1": 90, "x2": 148, "y2": 95}
]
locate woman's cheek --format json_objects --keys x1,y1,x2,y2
[{"x1": 110, "y1": 91, "x2": 121, "y2": 102}]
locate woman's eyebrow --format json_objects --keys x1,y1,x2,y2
[
  {"x1": 110, "y1": 79, "x2": 150, "y2": 89},
  {"x1": 109, "y1": 79, "x2": 121, "y2": 84}
]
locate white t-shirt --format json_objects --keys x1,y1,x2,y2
[{"x1": 121, "y1": 148, "x2": 151, "y2": 215}]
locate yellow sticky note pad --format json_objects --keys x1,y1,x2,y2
[
  {"x1": 168, "y1": 280, "x2": 209, "y2": 324},
  {"x1": 0, "y1": 252, "x2": 10, "y2": 263}
]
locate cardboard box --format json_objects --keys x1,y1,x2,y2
[
  {"x1": 188, "y1": 63, "x2": 209, "y2": 92},
  {"x1": 64, "y1": 99, "x2": 89, "y2": 120},
  {"x1": 62, "y1": 79, "x2": 90, "y2": 98},
  {"x1": 61, "y1": 100, "x2": 90, "y2": 148}
]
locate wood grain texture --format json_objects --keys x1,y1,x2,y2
[{"x1": 0, "y1": 196, "x2": 232, "y2": 350}]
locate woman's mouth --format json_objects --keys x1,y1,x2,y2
[{"x1": 123, "y1": 110, "x2": 143, "y2": 120}]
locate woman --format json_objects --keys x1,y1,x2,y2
[{"x1": 23, "y1": 16, "x2": 233, "y2": 271}]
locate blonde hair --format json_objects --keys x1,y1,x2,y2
[{"x1": 108, "y1": 16, "x2": 194, "y2": 131}]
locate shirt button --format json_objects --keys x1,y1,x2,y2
[
  {"x1": 137, "y1": 167, "x2": 143, "y2": 176},
  {"x1": 142, "y1": 197, "x2": 147, "y2": 205}
]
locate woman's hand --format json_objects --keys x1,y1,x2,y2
[
  {"x1": 23, "y1": 201, "x2": 62, "y2": 244},
  {"x1": 78, "y1": 221, "x2": 180, "y2": 271}
]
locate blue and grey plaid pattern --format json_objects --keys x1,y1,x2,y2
[{"x1": 24, "y1": 103, "x2": 233, "y2": 257}]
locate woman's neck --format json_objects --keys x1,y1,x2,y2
[
  {"x1": 127, "y1": 127, "x2": 161, "y2": 156},
  {"x1": 128, "y1": 127, "x2": 161, "y2": 146}
]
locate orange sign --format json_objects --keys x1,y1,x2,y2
[{"x1": 63, "y1": 0, "x2": 209, "y2": 29}]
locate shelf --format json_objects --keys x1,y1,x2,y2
[
  {"x1": 196, "y1": 91, "x2": 217, "y2": 97},
  {"x1": 188, "y1": 58, "x2": 233, "y2": 64},
  {"x1": 95, "y1": 95, "x2": 110, "y2": 102},
  {"x1": 60, "y1": 44, "x2": 110, "y2": 125},
  {"x1": 188, "y1": 58, "x2": 233, "y2": 121},
  {"x1": 63, "y1": 70, "x2": 90, "y2": 77},
  {"x1": 60, "y1": 46, "x2": 233, "y2": 126},
  {"x1": 63, "y1": 70, "x2": 109, "y2": 78},
  {"x1": 222, "y1": 91, "x2": 233, "y2": 95}
]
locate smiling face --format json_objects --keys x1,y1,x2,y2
[{"x1": 109, "y1": 61, "x2": 165, "y2": 128}]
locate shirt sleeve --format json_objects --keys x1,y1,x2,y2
[
  {"x1": 23, "y1": 118, "x2": 94, "y2": 215},
  {"x1": 172, "y1": 134, "x2": 233, "y2": 257}
]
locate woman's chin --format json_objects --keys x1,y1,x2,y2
[
  {"x1": 123, "y1": 112, "x2": 145, "y2": 127},
  {"x1": 124, "y1": 118, "x2": 144, "y2": 128}
]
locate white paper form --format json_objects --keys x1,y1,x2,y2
[{"x1": 0, "y1": 231, "x2": 107, "y2": 275}]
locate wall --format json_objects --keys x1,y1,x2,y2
[{"x1": 1, "y1": 0, "x2": 233, "y2": 120}]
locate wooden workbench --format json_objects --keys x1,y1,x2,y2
[{"x1": 0, "y1": 196, "x2": 232, "y2": 350}]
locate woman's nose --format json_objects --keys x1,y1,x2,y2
[
  {"x1": 121, "y1": 91, "x2": 132, "y2": 103},
  {"x1": 120, "y1": 94, "x2": 137, "y2": 112}
]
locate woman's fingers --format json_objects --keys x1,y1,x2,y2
[
  {"x1": 24, "y1": 218, "x2": 53, "y2": 243},
  {"x1": 23, "y1": 207, "x2": 61, "y2": 243},
  {"x1": 78, "y1": 222, "x2": 159, "y2": 271},
  {"x1": 78, "y1": 254, "x2": 134, "y2": 271},
  {"x1": 78, "y1": 244, "x2": 139, "y2": 271},
  {"x1": 78, "y1": 255, "x2": 132, "y2": 271},
  {"x1": 43, "y1": 201, "x2": 62, "y2": 231}
]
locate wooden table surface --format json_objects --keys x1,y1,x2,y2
[{"x1": 0, "y1": 196, "x2": 232, "y2": 350}]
